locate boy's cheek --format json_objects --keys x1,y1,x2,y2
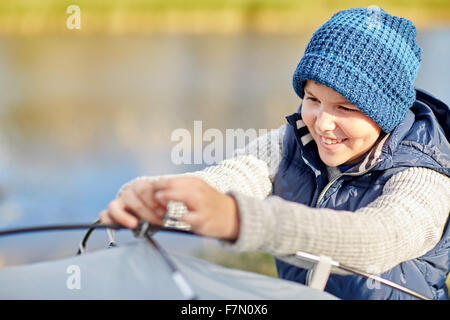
[{"x1": 301, "y1": 107, "x2": 315, "y2": 130}]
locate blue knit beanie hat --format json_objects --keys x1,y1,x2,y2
[{"x1": 292, "y1": 7, "x2": 422, "y2": 132}]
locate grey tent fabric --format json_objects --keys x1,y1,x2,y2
[{"x1": 0, "y1": 239, "x2": 337, "y2": 299}]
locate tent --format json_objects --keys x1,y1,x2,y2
[{"x1": 0, "y1": 238, "x2": 338, "y2": 300}]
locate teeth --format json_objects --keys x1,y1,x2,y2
[{"x1": 321, "y1": 137, "x2": 343, "y2": 144}]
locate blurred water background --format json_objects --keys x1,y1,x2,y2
[{"x1": 0, "y1": 0, "x2": 449, "y2": 281}]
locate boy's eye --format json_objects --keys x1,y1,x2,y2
[
  {"x1": 339, "y1": 106, "x2": 358, "y2": 112},
  {"x1": 306, "y1": 97, "x2": 318, "y2": 102}
]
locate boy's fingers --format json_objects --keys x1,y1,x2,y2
[
  {"x1": 152, "y1": 177, "x2": 169, "y2": 190},
  {"x1": 107, "y1": 199, "x2": 139, "y2": 229},
  {"x1": 153, "y1": 176, "x2": 202, "y2": 191},
  {"x1": 153, "y1": 177, "x2": 207, "y2": 210},
  {"x1": 131, "y1": 180, "x2": 160, "y2": 210},
  {"x1": 154, "y1": 188, "x2": 200, "y2": 210},
  {"x1": 121, "y1": 188, "x2": 164, "y2": 225},
  {"x1": 99, "y1": 210, "x2": 114, "y2": 225}
]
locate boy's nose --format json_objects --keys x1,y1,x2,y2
[{"x1": 316, "y1": 110, "x2": 336, "y2": 132}]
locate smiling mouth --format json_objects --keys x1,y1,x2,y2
[{"x1": 320, "y1": 136, "x2": 347, "y2": 145}]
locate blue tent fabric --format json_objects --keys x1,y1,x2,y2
[{"x1": 0, "y1": 240, "x2": 338, "y2": 300}]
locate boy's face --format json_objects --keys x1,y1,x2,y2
[{"x1": 301, "y1": 80, "x2": 382, "y2": 167}]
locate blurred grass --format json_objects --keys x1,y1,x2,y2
[
  {"x1": 194, "y1": 248, "x2": 450, "y2": 297},
  {"x1": 2, "y1": 0, "x2": 450, "y2": 13},
  {"x1": 193, "y1": 248, "x2": 278, "y2": 278},
  {"x1": 447, "y1": 276, "x2": 450, "y2": 295},
  {"x1": 0, "y1": 0, "x2": 449, "y2": 34}
]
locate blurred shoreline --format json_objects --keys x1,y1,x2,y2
[
  {"x1": 0, "y1": 0, "x2": 449, "y2": 291},
  {"x1": 0, "y1": 1, "x2": 450, "y2": 35}
]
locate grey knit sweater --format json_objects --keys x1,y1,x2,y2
[{"x1": 120, "y1": 125, "x2": 450, "y2": 274}]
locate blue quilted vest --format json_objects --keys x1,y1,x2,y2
[{"x1": 273, "y1": 88, "x2": 450, "y2": 300}]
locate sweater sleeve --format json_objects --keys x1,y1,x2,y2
[
  {"x1": 116, "y1": 125, "x2": 286, "y2": 229},
  {"x1": 221, "y1": 167, "x2": 450, "y2": 274}
]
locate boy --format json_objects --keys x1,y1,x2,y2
[{"x1": 100, "y1": 8, "x2": 450, "y2": 299}]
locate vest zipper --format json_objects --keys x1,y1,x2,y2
[
  {"x1": 307, "y1": 167, "x2": 376, "y2": 286},
  {"x1": 314, "y1": 166, "x2": 379, "y2": 208},
  {"x1": 315, "y1": 173, "x2": 345, "y2": 208}
]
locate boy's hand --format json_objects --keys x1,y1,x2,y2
[
  {"x1": 99, "y1": 179, "x2": 166, "y2": 229},
  {"x1": 153, "y1": 177, "x2": 240, "y2": 240},
  {"x1": 99, "y1": 176, "x2": 240, "y2": 241}
]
